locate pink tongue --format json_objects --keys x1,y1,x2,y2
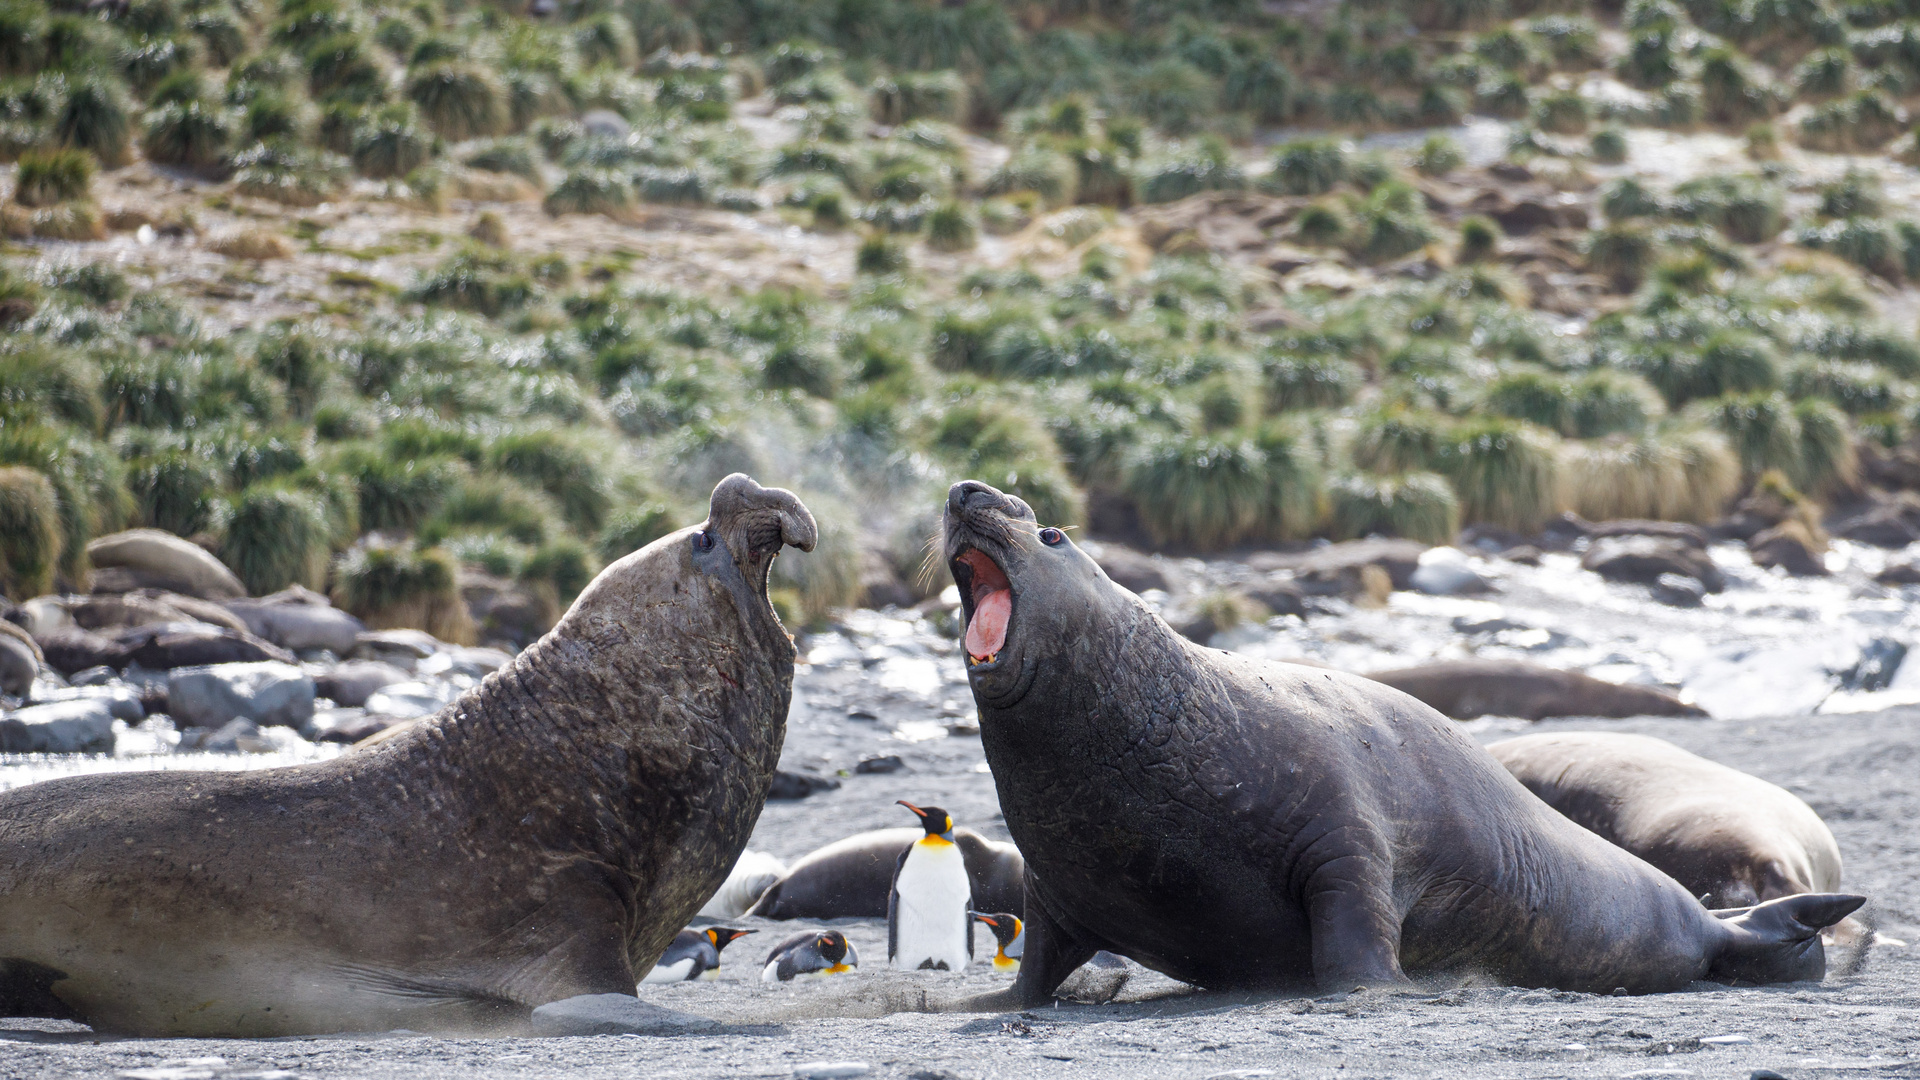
[{"x1": 966, "y1": 589, "x2": 1010, "y2": 660}]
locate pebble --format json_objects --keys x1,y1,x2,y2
[
  {"x1": 1750, "y1": 1071, "x2": 1789, "y2": 1080},
  {"x1": 793, "y1": 1063, "x2": 869, "y2": 1080},
  {"x1": 854, "y1": 755, "x2": 905, "y2": 774},
  {"x1": 1702, "y1": 1034, "x2": 1752, "y2": 1045}
]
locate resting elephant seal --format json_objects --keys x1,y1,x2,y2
[
  {"x1": 0, "y1": 474, "x2": 816, "y2": 1037},
  {"x1": 941, "y1": 479, "x2": 1864, "y2": 1004},
  {"x1": 746, "y1": 827, "x2": 1025, "y2": 920},
  {"x1": 1486, "y1": 733, "x2": 1857, "y2": 931},
  {"x1": 1365, "y1": 659, "x2": 1706, "y2": 720}
]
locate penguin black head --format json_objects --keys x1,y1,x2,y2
[
  {"x1": 815, "y1": 930, "x2": 849, "y2": 964},
  {"x1": 706, "y1": 927, "x2": 756, "y2": 952},
  {"x1": 897, "y1": 800, "x2": 955, "y2": 841},
  {"x1": 971, "y1": 911, "x2": 1023, "y2": 948}
]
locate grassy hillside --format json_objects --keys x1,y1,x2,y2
[{"x1": 3, "y1": 0, "x2": 1919, "y2": 626}]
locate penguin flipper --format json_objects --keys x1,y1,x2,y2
[
  {"x1": 887, "y1": 845, "x2": 910, "y2": 962},
  {"x1": 966, "y1": 892, "x2": 976, "y2": 961}
]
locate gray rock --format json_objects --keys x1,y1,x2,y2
[
  {"x1": 1255, "y1": 539, "x2": 1429, "y2": 594},
  {"x1": 460, "y1": 570, "x2": 556, "y2": 650},
  {"x1": 528, "y1": 993, "x2": 716, "y2": 1036},
  {"x1": 351, "y1": 629, "x2": 439, "y2": 666},
  {"x1": 196, "y1": 718, "x2": 261, "y2": 753},
  {"x1": 34, "y1": 627, "x2": 131, "y2": 675},
  {"x1": 29, "y1": 683, "x2": 144, "y2": 722},
  {"x1": 1241, "y1": 577, "x2": 1307, "y2": 618},
  {"x1": 223, "y1": 589, "x2": 365, "y2": 654},
  {"x1": 311, "y1": 706, "x2": 401, "y2": 744},
  {"x1": 167, "y1": 661, "x2": 316, "y2": 730},
  {"x1": 1409, "y1": 554, "x2": 1493, "y2": 596},
  {"x1": 0, "y1": 699, "x2": 117, "y2": 753},
  {"x1": 0, "y1": 628, "x2": 38, "y2": 697},
  {"x1": 14, "y1": 596, "x2": 73, "y2": 636},
  {"x1": 64, "y1": 591, "x2": 248, "y2": 634},
  {"x1": 855, "y1": 754, "x2": 905, "y2": 774},
  {"x1": 579, "y1": 109, "x2": 631, "y2": 139},
  {"x1": 1650, "y1": 573, "x2": 1706, "y2": 608},
  {"x1": 1088, "y1": 544, "x2": 1174, "y2": 596},
  {"x1": 118, "y1": 622, "x2": 296, "y2": 670},
  {"x1": 1581, "y1": 536, "x2": 1725, "y2": 593},
  {"x1": 86, "y1": 528, "x2": 246, "y2": 601},
  {"x1": 793, "y1": 1064, "x2": 871, "y2": 1080},
  {"x1": 1056, "y1": 951, "x2": 1132, "y2": 1004},
  {"x1": 418, "y1": 646, "x2": 513, "y2": 680},
  {"x1": 315, "y1": 660, "x2": 410, "y2": 708},
  {"x1": 770, "y1": 770, "x2": 841, "y2": 799},
  {"x1": 1877, "y1": 559, "x2": 1920, "y2": 586},
  {"x1": 362, "y1": 680, "x2": 458, "y2": 720},
  {"x1": 67, "y1": 665, "x2": 115, "y2": 687},
  {"x1": 1749, "y1": 523, "x2": 1828, "y2": 577}
]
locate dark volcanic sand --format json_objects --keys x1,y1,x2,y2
[{"x1": 3, "y1": 651, "x2": 1917, "y2": 1080}]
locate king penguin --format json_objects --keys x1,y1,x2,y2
[
  {"x1": 761, "y1": 929, "x2": 859, "y2": 982},
  {"x1": 888, "y1": 800, "x2": 973, "y2": 971},
  {"x1": 641, "y1": 926, "x2": 755, "y2": 984},
  {"x1": 971, "y1": 911, "x2": 1024, "y2": 971}
]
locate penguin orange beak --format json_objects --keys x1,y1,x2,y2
[
  {"x1": 972, "y1": 913, "x2": 998, "y2": 928},
  {"x1": 897, "y1": 800, "x2": 928, "y2": 818}
]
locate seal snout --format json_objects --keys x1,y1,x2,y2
[{"x1": 705, "y1": 473, "x2": 818, "y2": 561}]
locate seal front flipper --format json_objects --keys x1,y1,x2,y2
[
  {"x1": 1010, "y1": 877, "x2": 1098, "y2": 1007},
  {"x1": 1305, "y1": 852, "x2": 1412, "y2": 992},
  {"x1": 1709, "y1": 893, "x2": 1867, "y2": 984}
]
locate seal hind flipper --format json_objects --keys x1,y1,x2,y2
[{"x1": 1709, "y1": 893, "x2": 1867, "y2": 984}]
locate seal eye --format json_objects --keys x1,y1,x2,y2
[
  {"x1": 691, "y1": 530, "x2": 715, "y2": 552},
  {"x1": 1039, "y1": 527, "x2": 1065, "y2": 547}
]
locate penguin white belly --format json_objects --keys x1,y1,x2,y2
[
  {"x1": 890, "y1": 841, "x2": 972, "y2": 971},
  {"x1": 641, "y1": 958, "x2": 695, "y2": 984}
]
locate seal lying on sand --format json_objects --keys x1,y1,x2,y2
[
  {"x1": 1487, "y1": 731, "x2": 1864, "y2": 942},
  {"x1": 0, "y1": 474, "x2": 815, "y2": 1037},
  {"x1": 941, "y1": 479, "x2": 1864, "y2": 1004},
  {"x1": 1366, "y1": 659, "x2": 1706, "y2": 720},
  {"x1": 746, "y1": 828, "x2": 1025, "y2": 919}
]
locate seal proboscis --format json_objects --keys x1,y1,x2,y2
[
  {"x1": 0, "y1": 473, "x2": 816, "y2": 1036},
  {"x1": 941, "y1": 479, "x2": 1864, "y2": 1005}
]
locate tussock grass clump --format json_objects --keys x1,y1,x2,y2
[
  {"x1": 0, "y1": 423, "x2": 129, "y2": 576},
  {"x1": 126, "y1": 448, "x2": 225, "y2": 537},
  {"x1": 1585, "y1": 226, "x2": 1657, "y2": 290},
  {"x1": 1265, "y1": 138, "x2": 1346, "y2": 196},
  {"x1": 140, "y1": 100, "x2": 236, "y2": 174},
  {"x1": 855, "y1": 232, "x2": 906, "y2": 274},
  {"x1": 1411, "y1": 134, "x2": 1463, "y2": 176},
  {"x1": 1123, "y1": 432, "x2": 1269, "y2": 550},
  {"x1": 1534, "y1": 89, "x2": 1589, "y2": 133},
  {"x1": 420, "y1": 473, "x2": 554, "y2": 546},
  {"x1": 1434, "y1": 417, "x2": 1560, "y2": 533},
  {"x1": 924, "y1": 201, "x2": 977, "y2": 251},
  {"x1": 331, "y1": 541, "x2": 472, "y2": 643},
  {"x1": 231, "y1": 140, "x2": 348, "y2": 206},
  {"x1": 520, "y1": 537, "x2": 598, "y2": 609},
  {"x1": 869, "y1": 70, "x2": 966, "y2": 125},
  {"x1": 1793, "y1": 397, "x2": 1858, "y2": 493},
  {"x1": 0, "y1": 341, "x2": 101, "y2": 430},
  {"x1": 1671, "y1": 174, "x2": 1783, "y2": 243},
  {"x1": 1590, "y1": 126, "x2": 1629, "y2": 163},
  {"x1": 1556, "y1": 427, "x2": 1740, "y2": 522},
  {"x1": 11, "y1": 146, "x2": 92, "y2": 206},
  {"x1": 1798, "y1": 90, "x2": 1904, "y2": 152},
  {"x1": 349, "y1": 105, "x2": 435, "y2": 179},
  {"x1": 1793, "y1": 217, "x2": 1904, "y2": 279},
  {"x1": 405, "y1": 248, "x2": 535, "y2": 316},
  {"x1": 1327, "y1": 471, "x2": 1459, "y2": 544},
  {"x1": 1263, "y1": 352, "x2": 1361, "y2": 412},
  {"x1": 1353, "y1": 406, "x2": 1451, "y2": 474},
  {"x1": 1484, "y1": 369, "x2": 1665, "y2": 438},
  {"x1": 1786, "y1": 359, "x2": 1910, "y2": 415},
  {"x1": 983, "y1": 146, "x2": 1076, "y2": 206},
  {"x1": 0, "y1": 465, "x2": 61, "y2": 599},
  {"x1": 406, "y1": 62, "x2": 507, "y2": 141},
  {"x1": 219, "y1": 483, "x2": 332, "y2": 594},
  {"x1": 1691, "y1": 390, "x2": 1807, "y2": 483},
  {"x1": 544, "y1": 169, "x2": 633, "y2": 217},
  {"x1": 927, "y1": 399, "x2": 1082, "y2": 528},
  {"x1": 486, "y1": 428, "x2": 610, "y2": 534},
  {"x1": 335, "y1": 446, "x2": 460, "y2": 532}
]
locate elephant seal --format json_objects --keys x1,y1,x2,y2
[
  {"x1": 0, "y1": 474, "x2": 816, "y2": 1037},
  {"x1": 1365, "y1": 659, "x2": 1706, "y2": 720},
  {"x1": 746, "y1": 827, "x2": 1025, "y2": 919},
  {"x1": 1486, "y1": 732, "x2": 1860, "y2": 941},
  {"x1": 941, "y1": 479, "x2": 1864, "y2": 1004}
]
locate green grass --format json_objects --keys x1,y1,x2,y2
[
  {"x1": 11, "y1": 146, "x2": 93, "y2": 206},
  {"x1": 1435, "y1": 416, "x2": 1560, "y2": 532},
  {"x1": 1557, "y1": 427, "x2": 1740, "y2": 522},
  {"x1": 1123, "y1": 431, "x2": 1270, "y2": 550},
  {"x1": 406, "y1": 62, "x2": 507, "y2": 141},
  {"x1": 330, "y1": 540, "x2": 471, "y2": 642},
  {"x1": 219, "y1": 482, "x2": 332, "y2": 595},
  {"x1": 140, "y1": 100, "x2": 236, "y2": 174},
  {"x1": 127, "y1": 448, "x2": 226, "y2": 537},
  {"x1": 0, "y1": 341, "x2": 101, "y2": 431},
  {"x1": 0, "y1": 465, "x2": 61, "y2": 599},
  {"x1": 1327, "y1": 471, "x2": 1459, "y2": 544}
]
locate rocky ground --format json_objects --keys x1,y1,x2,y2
[{"x1": 5, "y1": 555, "x2": 1920, "y2": 1078}]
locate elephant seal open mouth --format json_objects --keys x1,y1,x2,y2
[
  {"x1": 0, "y1": 474, "x2": 814, "y2": 1037},
  {"x1": 941, "y1": 478, "x2": 1864, "y2": 1005}
]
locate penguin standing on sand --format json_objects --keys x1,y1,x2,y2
[
  {"x1": 641, "y1": 926, "x2": 755, "y2": 984},
  {"x1": 761, "y1": 929, "x2": 859, "y2": 983},
  {"x1": 971, "y1": 911, "x2": 1024, "y2": 971},
  {"x1": 888, "y1": 801, "x2": 973, "y2": 971}
]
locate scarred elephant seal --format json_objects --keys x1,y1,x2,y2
[
  {"x1": 1487, "y1": 731, "x2": 1863, "y2": 942},
  {"x1": 940, "y1": 479, "x2": 1864, "y2": 1005},
  {"x1": 0, "y1": 474, "x2": 815, "y2": 1037}
]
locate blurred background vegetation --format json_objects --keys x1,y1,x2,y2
[{"x1": 3, "y1": 0, "x2": 1920, "y2": 632}]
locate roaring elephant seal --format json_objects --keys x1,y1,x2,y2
[
  {"x1": 746, "y1": 827, "x2": 1025, "y2": 920},
  {"x1": 940, "y1": 479, "x2": 1864, "y2": 1005},
  {"x1": 1486, "y1": 731, "x2": 1863, "y2": 941},
  {"x1": 0, "y1": 474, "x2": 816, "y2": 1037}
]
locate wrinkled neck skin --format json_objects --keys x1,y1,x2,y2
[{"x1": 356, "y1": 520, "x2": 795, "y2": 963}]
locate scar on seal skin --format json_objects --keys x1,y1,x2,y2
[
  {"x1": 0, "y1": 473, "x2": 814, "y2": 1037},
  {"x1": 941, "y1": 478, "x2": 1864, "y2": 1006}
]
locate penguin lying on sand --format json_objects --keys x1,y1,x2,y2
[
  {"x1": 762, "y1": 929, "x2": 859, "y2": 983},
  {"x1": 889, "y1": 801, "x2": 973, "y2": 972},
  {"x1": 972, "y1": 911, "x2": 1024, "y2": 970},
  {"x1": 641, "y1": 926, "x2": 755, "y2": 984}
]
